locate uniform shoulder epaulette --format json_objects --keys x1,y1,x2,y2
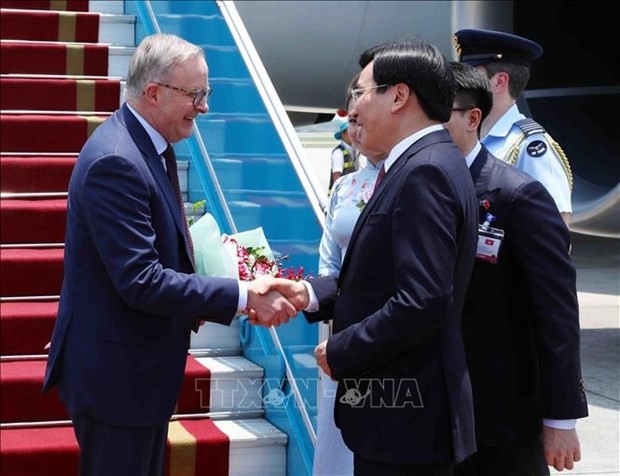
[
  {"x1": 505, "y1": 118, "x2": 573, "y2": 190},
  {"x1": 514, "y1": 118, "x2": 545, "y2": 137}
]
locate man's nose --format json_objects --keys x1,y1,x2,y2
[{"x1": 195, "y1": 99, "x2": 208, "y2": 114}]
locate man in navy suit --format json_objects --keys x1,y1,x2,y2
[
  {"x1": 266, "y1": 40, "x2": 479, "y2": 475},
  {"x1": 444, "y1": 62, "x2": 588, "y2": 476},
  {"x1": 43, "y1": 33, "x2": 296, "y2": 476}
]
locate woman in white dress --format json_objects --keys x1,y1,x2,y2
[{"x1": 313, "y1": 77, "x2": 386, "y2": 476}]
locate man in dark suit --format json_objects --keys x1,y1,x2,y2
[
  {"x1": 42, "y1": 33, "x2": 296, "y2": 476},
  {"x1": 266, "y1": 40, "x2": 479, "y2": 475},
  {"x1": 444, "y1": 62, "x2": 588, "y2": 476}
]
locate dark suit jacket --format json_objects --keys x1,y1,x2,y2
[
  {"x1": 43, "y1": 104, "x2": 238, "y2": 427},
  {"x1": 306, "y1": 129, "x2": 479, "y2": 464},
  {"x1": 463, "y1": 146, "x2": 588, "y2": 447}
]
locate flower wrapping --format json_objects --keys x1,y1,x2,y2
[
  {"x1": 189, "y1": 213, "x2": 302, "y2": 281},
  {"x1": 189, "y1": 213, "x2": 237, "y2": 278}
]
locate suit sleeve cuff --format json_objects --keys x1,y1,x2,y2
[
  {"x1": 303, "y1": 280, "x2": 319, "y2": 312},
  {"x1": 237, "y1": 281, "x2": 247, "y2": 313},
  {"x1": 543, "y1": 418, "x2": 577, "y2": 430}
]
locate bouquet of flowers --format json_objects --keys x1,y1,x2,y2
[{"x1": 189, "y1": 213, "x2": 304, "y2": 281}]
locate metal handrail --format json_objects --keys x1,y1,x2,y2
[
  {"x1": 217, "y1": 0, "x2": 319, "y2": 448},
  {"x1": 133, "y1": 0, "x2": 319, "y2": 459},
  {"x1": 217, "y1": 0, "x2": 326, "y2": 228},
  {"x1": 0, "y1": 410, "x2": 265, "y2": 429}
]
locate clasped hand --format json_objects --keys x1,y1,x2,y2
[{"x1": 245, "y1": 276, "x2": 309, "y2": 328}]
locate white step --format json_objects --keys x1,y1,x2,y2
[
  {"x1": 89, "y1": 0, "x2": 124, "y2": 15},
  {"x1": 214, "y1": 418, "x2": 287, "y2": 476},
  {"x1": 191, "y1": 316, "x2": 242, "y2": 354},
  {"x1": 99, "y1": 14, "x2": 135, "y2": 47},
  {"x1": 108, "y1": 45, "x2": 134, "y2": 79},
  {"x1": 198, "y1": 356, "x2": 264, "y2": 413}
]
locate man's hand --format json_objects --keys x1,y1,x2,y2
[
  {"x1": 543, "y1": 426, "x2": 581, "y2": 471},
  {"x1": 314, "y1": 340, "x2": 333, "y2": 379},
  {"x1": 267, "y1": 277, "x2": 310, "y2": 310},
  {"x1": 246, "y1": 277, "x2": 297, "y2": 328}
]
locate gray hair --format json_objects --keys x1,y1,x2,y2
[{"x1": 125, "y1": 33, "x2": 205, "y2": 102}]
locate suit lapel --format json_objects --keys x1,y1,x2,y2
[
  {"x1": 120, "y1": 105, "x2": 189, "y2": 247},
  {"x1": 339, "y1": 130, "x2": 449, "y2": 279},
  {"x1": 469, "y1": 147, "x2": 493, "y2": 196},
  {"x1": 470, "y1": 146, "x2": 501, "y2": 222}
]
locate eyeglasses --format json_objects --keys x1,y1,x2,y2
[
  {"x1": 155, "y1": 82, "x2": 213, "y2": 106},
  {"x1": 351, "y1": 84, "x2": 389, "y2": 103}
]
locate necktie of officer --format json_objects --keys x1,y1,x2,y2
[
  {"x1": 163, "y1": 144, "x2": 195, "y2": 267},
  {"x1": 372, "y1": 163, "x2": 386, "y2": 194}
]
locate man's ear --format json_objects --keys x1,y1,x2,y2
[
  {"x1": 469, "y1": 108, "x2": 483, "y2": 132},
  {"x1": 142, "y1": 83, "x2": 160, "y2": 105},
  {"x1": 391, "y1": 83, "x2": 410, "y2": 112},
  {"x1": 491, "y1": 71, "x2": 509, "y2": 93}
]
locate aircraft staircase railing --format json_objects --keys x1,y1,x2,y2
[{"x1": 128, "y1": 1, "x2": 325, "y2": 474}]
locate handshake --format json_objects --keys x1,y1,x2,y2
[
  {"x1": 244, "y1": 276, "x2": 310, "y2": 327},
  {"x1": 245, "y1": 276, "x2": 333, "y2": 378}
]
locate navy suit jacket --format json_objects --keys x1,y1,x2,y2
[
  {"x1": 43, "y1": 104, "x2": 239, "y2": 427},
  {"x1": 306, "y1": 129, "x2": 479, "y2": 464},
  {"x1": 463, "y1": 146, "x2": 588, "y2": 446}
]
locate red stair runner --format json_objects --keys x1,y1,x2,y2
[
  {"x1": 1, "y1": 114, "x2": 108, "y2": 153},
  {"x1": 1, "y1": 199, "x2": 67, "y2": 244},
  {"x1": 1, "y1": 418, "x2": 229, "y2": 476},
  {"x1": 0, "y1": 155, "x2": 77, "y2": 193},
  {"x1": 0, "y1": 301, "x2": 58, "y2": 355},
  {"x1": 1, "y1": 355, "x2": 212, "y2": 423},
  {"x1": 1, "y1": 77, "x2": 121, "y2": 112},
  {"x1": 0, "y1": 40, "x2": 109, "y2": 75},
  {"x1": 0, "y1": 9, "x2": 100, "y2": 42},
  {"x1": 0, "y1": 2, "x2": 232, "y2": 473},
  {"x1": 0, "y1": 248, "x2": 64, "y2": 296},
  {"x1": 0, "y1": 1, "x2": 89, "y2": 11}
]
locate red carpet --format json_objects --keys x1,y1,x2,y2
[
  {"x1": 165, "y1": 419, "x2": 230, "y2": 476},
  {"x1": 0, "y1": 356, "x2": 213, "y2": 423},
  {"x1": 0, "y1": 248, "x2": 64, "y2": 296},
  {"x1": 1, "y1": 418, "x2": 229, "y2": 476},
  {"x1": 0, "y1": 1, "x2": 230, "y2": 472},
  {"x1": 0, "y1": 9, "x2": 99, "y2": 42},
  {"x1": 1, "y1": 114, "x2": 108, "y2": 152},
  {"x1": 1, "y1": 199, "x2": 67, "y2": 244},
  {"x1": 0, "y1": 425, "x2": 80, "y2": 476},
  {"x1": 177, "y1": 355, "x2": 213, "y2": 414},
  {"x1": 1, "y1": 359, "x2": 67, "y2": 422},
  {"x1": 0, "y1": 41, "x2": 108, "y2": 75},
  {"x1": 1, "y1": 77, "x2": 121, "y2": 112},
  {"x1": 0, "y1": 155, "x2": 77, "y2": 193},
  {"x1": 0, "y1": 301, "x2": 58, "y2": 355},
  {"x1": 0, "y1": 1, "x2": 89, "y2": 11}
]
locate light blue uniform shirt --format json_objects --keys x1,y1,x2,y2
[{"x1": 482, "y1": 104, "x2": 572, "y2": 213}]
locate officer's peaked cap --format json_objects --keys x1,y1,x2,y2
[{"x1": 453, "y1": 28, "x2": 543, "y2": 67}]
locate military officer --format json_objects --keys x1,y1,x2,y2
[{"x1": 453, "y1": 28, "x2": 573, "y2": 226}]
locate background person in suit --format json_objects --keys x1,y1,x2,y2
[
  {"x1": 444, "y1": 61, "x2": 588, "y2": 476},
  {"x1": 453, "y1": 29, "x2": 573, "y2": 226},
  {"x1": 263, "y1": 39, "x2": 480, "y2": 475},
  {"x1": 42, "y1": 33, "x2": 296, "y2": 476}
]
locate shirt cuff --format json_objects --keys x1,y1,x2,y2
[
  {"x1": 302, "y1": 280, "x2": 319, "y2": 312},
  {"x1": 237, "y1": 281, "x2": 247, "y2": 313},
  {"x1": 543, "y1": 418, "x2": 577, "y2": 430}
]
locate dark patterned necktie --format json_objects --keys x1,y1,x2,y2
[
  {"x1": 163, "y1": 144, "x2": 195, "y2": 267},
  {"x1": 372, "y1": 163, "x2": 386, "y2": 194}
]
